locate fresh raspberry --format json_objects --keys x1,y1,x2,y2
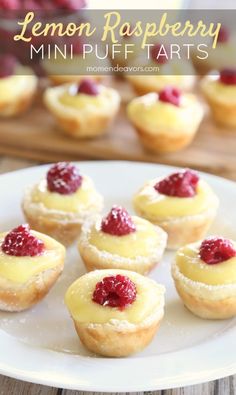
[
  {"x1": 199, "y1": 237, "x2": 236, "y2": 265},
  {"x1": 155, "y1": 169, "x2": 199, "y2": 198},
  {"x1": 0, "y1": 0, "x2": 19, "y2": 10},
  {"x1": 219, "y1": 69, "x2": 236, "y2": 85},
  {"x1": 77, "y1": 79, "x2": 99, "y2": 96},
  {"x1": 0, "y1": 0, "x2": 86, "y2": 10},
  {"x1": 101, "y1": 206, "x2": 136, "y2": 236},
  {"x1": 52, "y1": 0, "x2": 86, "y2": 9},
  {"x1": 151, "y1": 43, "x2": 169, "y2": 64},
  {"x1": 0, "y1": 54, "x2": 17, "y2": 78},
  {"x1": 217, "y1": 26, "x2": 230, "y2": 44},
  {"x1": 159, "y1": 87, "x2": 181, "y2": 107},
  {"x1": 1, "y1": 224, "x2": 45, "y2": 257},
  {"x1": 47, "y1": 162, "x2": 82, "y2": 195},
  {"x1": 92, "y1": 274, "x2": 136, "y2": 309}
]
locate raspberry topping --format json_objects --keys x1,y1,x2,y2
[
  {"x1": 101, "y1": 206, "x2": 136, "y2": 236},
  {"x1": 219, "y1": 69, "x2": 236, "y2": 85},
  {"x1": 76, "y1": 79, "x2": 99, "y2": 96},
  {"x1": 199, "y1": 237, "x2": 236, "y2": 265},
  {"x1": 0, "y1": 0, "x2": 86, "y2": 10},
  {"x1": 0, "y1": 54, "x2": 17, "y2": 78},
  {"x1": 47, "y1": 162, "x2": 82, "y2": 195},
  {"x1": 92, "y1": 274, "x2": 136, "y2": 309},
  {"x1": 217, "y1": 26, "x2": 230, "y2": 44},
  {"x1": 155, "y1": 169, "x2": 199, "y2": 198},
  {"x1": 159, "y1": 87, "x2": 181, "y2": 107},
  {"x1": 151, "y1": 43, "x2": 169, "y2": 64},
  {"x1": 1, "y1": 224, "x2": 45, "y2": 257}
]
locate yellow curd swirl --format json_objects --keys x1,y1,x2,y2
[
  {"x1": 0, "y1": 232, "x2": 65, "y2": 283},
  {"x1": 202, "y1": 77, "x2": 236, "y2": 104},
  {"x1": 127, "y1": 93, "x2": 203, "y2": 134},
  {"x1": 0, "y1": 66, "x2": 36, "y2": 102},
  {"x1": 133, "y1": 179, "x2": 218, "y2": 218},
  {"x1": 87, "y1": 216, "x2": 164, "y2": 258},
  {"x1": 65, "y1": 269, "x2": 165, "y2": 324},
  {"x1": 176, "y1": 241, "x2": 236, "y2": 286},
  {"x1": 31, "y1": 176, "x2": 99, "y2": 213}
]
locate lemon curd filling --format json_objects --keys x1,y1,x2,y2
[
  {"x1": 0, "y1": 65, "x2": 35, "y2": 102},
  {"x1": 59, "y1": 86, "x2": 111, "y2": 111},
  {"x1": 31, "y1": 176, "x2": 98, "y2": 213},
  {"x1": 202, "y1": 78, "x2": 236, "y2": 104},
  {"x1": 88, "y1": 217, "x2": 162, "y2": 258},
  {"x1": 0, "y1": 232, "x2": 65, "y2": 283},
  {"x1": 133, "y1": 179, "x2": 218, "y2": 218},
  {"x1": 127, "y1": 93, "x2": 202, "y2": 133},
  {"x1": 176, "y1": 242, "x2": 236, "y2": 286},
  {"x1": 65, "y1": 270, "x2": 164, "y2": 324}
]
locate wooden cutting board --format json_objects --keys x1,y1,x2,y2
[{"x1": 0, "y1": 78, "x2": 236, "y2": 180}]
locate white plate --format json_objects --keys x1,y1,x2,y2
[{"x1": 0, "y1": 161, "x2": 235, "y2": 391}]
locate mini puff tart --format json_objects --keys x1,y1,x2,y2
[
  {"x1": 44, "y1": 79, "x2": 120, "y2": 139},
  {"x1": 201, "y1": 69, "x2": 236, "y2": 129},
  {"x1": 172, "y1": 237, "x2": 236, "y2": 319},
  {"x1": 65, "y1": 269, "x2": 165, "y2": 357},
  {"x1": 133, "y1": 169, "x2": 219, "y2": 249},
  {"x1": 0, "y1": 55, "x2": 37, "y2": 117},
  {"x1": 22, "y1": 162, "x2": 103, "y2": 246},
  {"x1": 78, "y1": 206, "x2": 167, "y2": 275},
  {"x1": 0, "y1": 224, "x2": 65, "y2": 312},
  {"x1": 127, "y1": 88, "x2": 203, "y2": 154}
]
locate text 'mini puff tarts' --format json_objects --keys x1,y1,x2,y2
[
  {"x1": 65, "y1": 269, "x2": 165, "y2": 357},
  {"x1": 0, "y1": 224, "x2": 65, "y2": 312},
  {"x1": 22, "y1": 162, "x2": 103, "y2": 246},
  {"x1": 0, "y1": 54, "x2": 37, "y2": 117},
  {"x1": 172, "y1": 236, "x2": 236, "y2": 319},
  {"x1": 133, "y1": 169, "x2": 219, "y2": 249},
  {"x1": 78, "y1": 205, "x2": 167, "y2": 275},
  {"x1": 201, "y1": 69, "x2": 236, "y2": 129},
  {"x1": 127, "y1": 87, "x2": 203, "y2": 154},
  {"x1": 44, "y1": 78, "x2": 120, "y2": 139}
]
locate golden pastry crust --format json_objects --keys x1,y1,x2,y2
[
  {"x1": 65, "y1": 269, "x2": 165, "y2": 357},
  {"x1": 78, "y1": 216, "x2": 167, "y2": 275},
  {"x1": 0, "y1": 264, "x2": 64, "y2": 312},
  {"x1": 73, "y1": 313, "x2": 162, "y2": 357},
  {"x1": 134, "y1": 205, "x2": 217, "y2": 250},
  {"x1": 172, "y1": 262, "x2": 236, "y2": 319},
  {"x1": 135, "y1": 125, "x2": 198, "y2": 153},
  {"x1": 0, "y1": 75, "x2": 37, "y2": 117},
  {"x1": 22, "y1": 185, "x2": 103, "y2": 246},
  {"x1": 127, "y1": 92, "x2": 204, "y2": 154},
  {"x1": 202, "y1": 90, "x2": 236, "y2": 129},
  {"x1": 44, "y1": 84, "x2": 120, "y2": 139},
  {"x1": 201, "y1": 76, "x2": 236, "y2": 128}
]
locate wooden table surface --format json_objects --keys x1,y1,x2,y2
[{"x1": 0, "y1": 156, "x2": 235, "y2": 395}]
